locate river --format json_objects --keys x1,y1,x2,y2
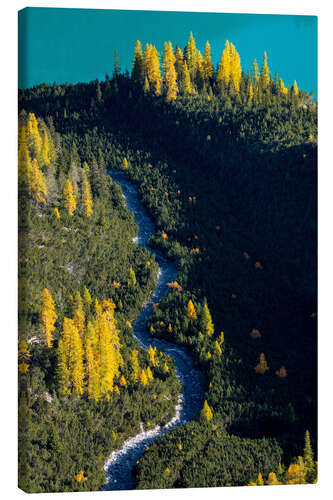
[{"x1": 102, "y1": 170, "x2": 205, "y2": 490}]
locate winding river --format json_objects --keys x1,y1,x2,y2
[{"x1": 102, "y1": 170, "x2": 205, "y2": 490}]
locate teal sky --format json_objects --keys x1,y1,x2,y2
[{"x1": 18, "y1": 8, "x2": 317, "y2": 96}]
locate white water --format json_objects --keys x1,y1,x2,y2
[{"x1": 102, "y1": 171, "x2": 204, "y2": 491}]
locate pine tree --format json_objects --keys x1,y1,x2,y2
[
  {"x1": 132, "y1": 40, "x2": 145, "y2": 85},
  {"x1": 200, "y1": 300, "x2": 214, "y2": 337},
  {"x1": 113, "y1": 50, "x2": 121, "y2": 78},
  {"x1": 187, "y1": 299, "x2": 197, "y2": 320},
  {"x1": 63, "y1": 179, "x2": 77, "y2": 216},
  {"x1": 41, "y1": 288, "x2": 57, "y2": 347},
  {"x1": 303, "y1": 430, "x2": 316, "y2": 482},
  {"x1": 229, "y1": 43, "x2": 242, "y2": 93},
  {"x1": 201, "y1": 400, "x2": 213, "y2": 421}
]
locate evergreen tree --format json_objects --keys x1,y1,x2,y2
[
  {"x1": 303, "y1": 430, "x2": 316, "y2": 482},
  {"x1": 132, "y1": 40, "x2": 145, "y2": 85},
  {"x1": 113, "y1": 50, "x2": 121, "y2": 78}
]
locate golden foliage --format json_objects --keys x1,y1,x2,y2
[
  {"x1": 255, "y1": 353, "x2": 269, "y2": 374},
  {"x1": 187, "y1": 299, "x2": 197, "y2": 320},
  {"x1": 41, "y1": 288, "x2": 57, "y2": 347}
]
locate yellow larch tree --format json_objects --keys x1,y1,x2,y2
[
  {"x1": 266, "y1": 472, "x2": 282, "y2": 485},
  {"x1": 41, "y1": 130, "x2": 51, "y2": 166},
  {"x1": 279, "y1": 78, "x2": 288, "y2": 95},
  {"x1": 251, "y1": 58, "x2": 260, "y2": 83},
  {"x1": 18, "y1": 339, "x2": 31, "y2": 374},
  {"x1": 70, "y1": 321, "x2": 85, "y2": 395},
  {"x1": 119, "y1": 375, "x2": 127, "y2": 388},
  {"x1": 130, "y1": 349, "x2": 141, "y2": 382},
  {"x1": 27, "y1": 112, "x2": 42, "y2": 159},
  {"x1": 165, "y1": 60, "x2": 178, "y2": 102},
  {"x1": 148, "y1": 345, "x2": 159, "y2": 367},
  {"x1": 82, "y1": 176, "x2": 93, "y2": 217},
  {"x1": 41, "y1": 288, "x2": 57, "y2": 347},
  {"x1": 187, "y1": 299, "x2": 197, "y2": 320},
  {"x1": 182, "y1": 61, "x2": 194, "y2": 96},
  {"x1": 63, "y1": 179, "x2": 77, "y2": 216},
  {"x1": 174, "y1": 46, "x2": 184, "y2": 79},
  {"x1": 200, "y1": 300, "x2": 214, "y2": 337},
  {"x1": 128, "y1": 267, "x2": 137, "y2": 286},
  {"x1": 146, "y1": 366, "x2": 154, "y2": 381},
  {"x1": 145, "y1": 44, "x2": 162, "y2": 96},
  {"x1": 85, "y1": 337, "x2": 100, "y2": 401},
  {"x1": 30, "y1": 158, "x2": 47, "y2": 204},
  {"x1": 201, "y1": 400, "x2": 213, "y2": 421},
  {"x1": 185, "y1": 32, "x2": 197, "y2": 77},
  {"x1": 216, "y1": 40, "x2": 231, "y2": 87},
  {"x1": 260, "y1": 52, "x2": 270, "y2": 89},
  {"x1": 57, "y1": 337, "x2": 71, "y2": 396},
  {"x1": 97, "y1": 300, "x2": 123, "y2": 397},
  {"x1": 132, "y1": 40, "x2": 145, "y2": 85},
  {"x1": 202, "y1": 41, "x2": 214, "y2": 81},
  {"x1": 229, "y1": 42, "x2": 242, "y2": 93},
  {"x1": 293, "y1": 80, "x2": 299, "y2": 96},
  {"x1": 140, "y1": 369, "x2": 149, "y2": 387},
  {"x1": 255, "y1": 353, "x2": 269, "y2": 374}
]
